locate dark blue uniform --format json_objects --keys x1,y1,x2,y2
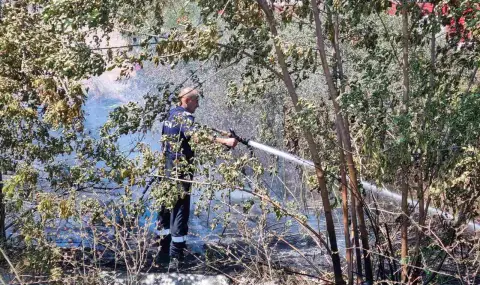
[
  {"x1": 158, "y1": 106, "x2": 196, "y2": 259},
  {"x1": 162, "y1": 106, "x2": 196, "y2": 162}
]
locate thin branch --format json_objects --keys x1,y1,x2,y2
[
  {"x1": 90, "y1": 43, "x2": 153, "y2": 51},
  {"x1": 276, "y1": 235, "x2": 324, "y2": 277},
  {"x1": 0, "y1": 247, "x2": 24, "y2": 285},
  {"x1": 374, "y1": 8, "x2": 402, "y2": 66},
  {"x1": 215, "y1": 43, "x2": 283, "y2": 80},
  {"x1": 466, "y1": 65, "x2": 478, "y2": 94}
]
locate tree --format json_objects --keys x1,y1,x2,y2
[
  {"x1": 2, "y1": 0, "x2": 480, "y2": 283},
  {"x1": 0, "y1": 0, "x2": 167, "y2": 273}
]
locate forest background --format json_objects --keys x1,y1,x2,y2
[{"x1": 0, "y1": 0, "x2": 480, "y2": 284}]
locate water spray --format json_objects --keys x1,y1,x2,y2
[
  {"x1": 215, "y1": 128, "x2": 480, "y2": 232},
  {"x1": 213, "y1": 127, "x2": 315, "y2": 168}
]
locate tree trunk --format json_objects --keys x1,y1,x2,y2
[
  {"x1": 0, "y1": 172, "x2": 5, "y2": 242},
  {"x1": 311, "y1": 1, "x2": 373, "y2": 282},
  {"x1": 411, "y1": 11, "x2": 436, "y2": 282},
  {"x1": 345, "y1": 132, "x2": 374, "y2": 283},
  {"x1": 351, "y1": 191, "x2": 363, "y2": 283},
  {"x1": 336, "y1": 120, "x2": 353, "y2": 285},
  {"x1": 401, "y1": 1, "x2": 411, "y2": 283},
  {"x1": 257, "y1": 1, "x2": 345, "y2": 284},
  {"x1": 330, "y1": 7, "x2": 352, "y2": 284}
]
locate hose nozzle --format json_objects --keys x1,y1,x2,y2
[{"x1": 229, "y1": 128, "x2": 250, "y2": 146}]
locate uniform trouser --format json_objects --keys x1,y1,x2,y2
[{"x1": 158, "y1": 158, "x2": 192, "y2": 258}]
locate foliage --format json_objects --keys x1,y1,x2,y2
[{"x1": 1, "y1": 0, "x2": 480, "y2": 284}]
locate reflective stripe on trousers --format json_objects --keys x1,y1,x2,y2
[{"x1": 171, "y1": 235, "x2": 187, "y2": 243}]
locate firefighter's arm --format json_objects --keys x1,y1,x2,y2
[
  {"x1": 186, "y1": 119, "x2": 238, "y2": 148},
  {"x1": 211, "y1": 136, "x2": 238, "y2": 148},
  {"x1": 208, "y1": 129, "x2": 238, "y2": 148},
  {"x1": 189, "y1": 130, "x2": 238, "y2": 148}
]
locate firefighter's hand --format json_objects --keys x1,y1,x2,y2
[{"x1": 224, "y1": 137, "x2": 238, "y2": 148}]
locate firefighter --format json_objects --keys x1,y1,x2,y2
[{"x1": 157, "y1": 87, "x2": 238, "y2": 269}]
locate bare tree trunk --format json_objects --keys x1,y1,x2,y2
[
  {"x1": 351, "y1": 190, "x2": 363, "y2": 282},
  {"x1": 330, "y1": 8, "x2": 352, "y2": 284},
  {"x1": 343, "y1": 118, "x2": 374, "y2": 284},
  {"x1": 312, "y1": 1, "x2": 373, "y2": 282},
  {"x1": 411, "y1": 11, "x2": 436, "y2": 283},
  {"x1": 410, "y1": 169, "x2": 424, "y2": 284},
  {"x1": 257, "y1": 1, "x2": 345, "y2": 283},
  {"x1": 0, "y1": 172, "x2": 5, "y2": 242},
  {"x1": 401, "y1": 1, "x2": 411, "y2": 283},
  {"x1": 336, "y1": 120, "x2": 353, "y2": 285}
]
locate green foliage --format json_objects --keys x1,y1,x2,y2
[{"x1": 1, "y1": 0, "x2": 480, "y2": 282}]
